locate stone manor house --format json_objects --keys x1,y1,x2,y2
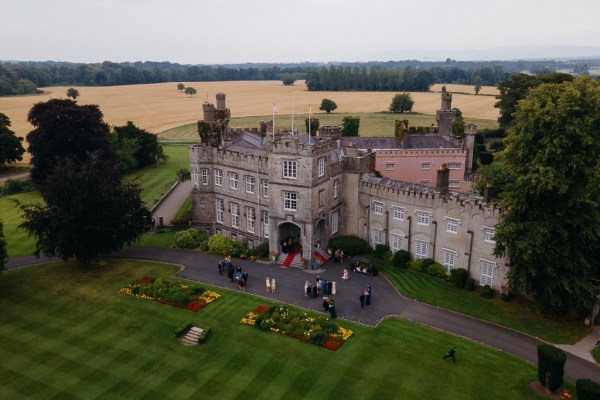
[{"x1": 189, "y1": 92, "x2": 507, "y2": 291}]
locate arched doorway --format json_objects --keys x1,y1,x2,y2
[
  {"x1": 314, "y1": 219, "x2": 326, "y2": 249},
  {"x1": 277, "y1": 222, "x2": 301, "y2": 254}
]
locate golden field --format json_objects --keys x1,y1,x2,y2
[{"x1": 0, "y1": 81, "x2": 498, "y2": 139}]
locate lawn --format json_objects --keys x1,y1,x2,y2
[
  {"x1": 0, "y1": 190, "x2": 40, "y2": 258},
  {"x1": 375, "y1": 260, "x2": 591, "y2": 344},
  {"x1": 0, "y1": 259, "x2": 542, "y2": 400},
  {"x1": 159, "y1": 112, "x2": 499, "y2": 142}
]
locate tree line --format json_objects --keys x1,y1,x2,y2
[{"x1": 2, "y1": 58, "x2": 597, "y2": 96}]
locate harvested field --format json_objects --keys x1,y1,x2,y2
[{"x1": 0, "y1": 82, "x2": 499, "y2": 141}]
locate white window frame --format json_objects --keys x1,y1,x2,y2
[
  {"x1": 421, "y1": 162, "x2": 432, "y2": 171},
  {"x1": 245, "y1": 176, "x2": 255, "y2": 194},
  {"x1": 480, "y1": 259, "x2": 495, "y2": 286},
  {"x1": 373, "y1": 201, "x2": 384, "y2": 215},
  {"x1": 372, "y1": 228, "x2": 384, "y2": 245},
  {"x1": 246, "y1": 207, "x2": 255, "y2": 233},
  {"x1": 392, "y1": 206, "x2": 405, "y2": 221},
  {"x1": 447, "y1": 162, "x2": 462, "y2": 170},
  {"x1": 214, "y1": 169, "x2": 222, "y2": 186},
  {"x1": 215, "y1": 198, "x2": 224, "y2": 223},
  {"x1": 261, "y1": 179, "x2": 269, "y2": 197},
  {"x1": 483, "y1": 226, "x2": 496, "y2": 243},
  {"x1": 415, "y1": 240, "x2": 429, "y2": 259},
  {"x1": 333, "y1": 179, "x2": 339, "y2": 199},
  {"x1": 229, "y1": 172, "x2": 238, "y2": 190},
  {"x1": 283, "y1": 191, "x2": 298, "y2": 211},
  {"x1": 391, "y1": 234, "x2": 403, "y2": 252},
  {"x1": 230, "y1": 202, "x2": 239, "y2": 228},
  {"x1": 385, "y1": 163, "x2": 395, "y2": 171},
  {"x1": 416, "y1": 211, "x2": 430, "y2": 226},
  {"x1": 201, "y1": 168, "x2": 208, "y2": 185},
  {"x1": 283, "y1": 160, "x2": 297, "y2": 179},
  {"x1": 331, "y1": 210, "x2": 339, "y2": 234},
  {"x1": 445, "y1": 217, "x2": 459, "y2": 234},
  {"x1": 448, "y1": 180, "x2": 460, "y2": 188},
  {"x1": 262, "y1": 211, "x2": 269, "y2": 238},
  {"x1": 318, "y1": 157, "x2": 325, "y2": 177},
  {"x1": 442, "y1": 249, "x2": 456, "y2": 272}
]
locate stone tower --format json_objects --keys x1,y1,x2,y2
[
  {"x1": 464, "y1": 123, "x2": 478, "y2": 172},
  {"x1": 198, "y1": 94, "x2": 231, "y2": 147}
]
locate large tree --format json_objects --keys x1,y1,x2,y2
[
  {"x1": 493, "y1": 77, "x2": 600, "y2": 315},
  {"x1": 389, "y1": 92, "x2": 414, "y2": 113},
  {"x1": 17, "y1": 151, "x2": 147, "y2": 264},
  {"x1": 319, "y1": 98, "x2": 337, "y2": 114},
  {"x1": 26, "y1": 99, "x2": 112, "y2": 186},
  {"x1": 0, "y1": 113, "x2": 25, "y2": 165},
  {"x1": 111, "y1": 121, "x2": 165, "y2": 171}
]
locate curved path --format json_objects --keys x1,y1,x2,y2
[{"x1": 7, "y1": 246, "x2": 600, "y2": 383}]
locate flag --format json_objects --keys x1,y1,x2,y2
[{"x1": 273, "y1": 101, "x2": 279, "y2": 114}]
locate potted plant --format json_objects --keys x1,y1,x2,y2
[
  {"x1": 300, "y1": 257, "x2": 306, "y2": 269},
  {"x1": 271, "y1": 251, "x2": 277, "y2": 261}
]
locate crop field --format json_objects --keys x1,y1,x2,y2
[{"x1": 0, "y1": 82, "x2": 499, "y2": 141}]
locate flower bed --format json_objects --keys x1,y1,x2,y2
[
  {"x1": 118, "y1": 275, "x2": 221, "y2": 312},
  {"x1": 241, "y1": 305, "x2": 353, "y2": 351}
]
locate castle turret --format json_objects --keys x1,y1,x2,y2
[
  {"x1": 464, "y1": 123, "x2": 477, "y2": 172},
  {"x1": 216, "y1": 92, "x2": 226, "y2": 110}
]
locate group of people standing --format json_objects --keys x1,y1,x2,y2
[
  {"x1": 304, "y1": 276, "x2": 336, "y2": 298},
  {"x1": 265, "y1": 276, "x2": 276, "y2": 293},
  {"x1": 218, "y1": 256, "x2": 248, "y2": 291},
  {"x1": 322, "y1": 296, "x2": 337, "y2": 319}
]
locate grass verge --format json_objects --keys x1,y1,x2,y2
[
  {"x1": 375, "y1": 259, "x2": 590, "y2": 344},
  {"x1": 0, "y1": 259, "x2": 542, "y2": 400}
]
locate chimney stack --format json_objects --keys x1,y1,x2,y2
[{"x1": 435, "y1": 163, "x2": 450, "y2": 194}]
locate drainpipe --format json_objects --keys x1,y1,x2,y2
[
  {"x1": 432, "y1": 220, "x2": 438, "y2": 261},
  {"x1": 366, "y1": 205, "x2": 371, "y2": 246},
  {"x1": 466, "y1": 230, "x2": 474, "y2": 273},
  {"x1": 407, "y1": 216, "x2": 412, "y2": 255},
  {"x1": 385, "y1": 210, "x2": 390, "y2": 246}
]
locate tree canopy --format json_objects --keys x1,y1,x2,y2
[
  {"x1": 66, "y1": 88, "x2": 80, "y2": 100},
  {"x1": 111, "y1": 121, "x2": 166, "y2": 171},
  {"x1": 0, "y1": 113, "x2": 25, "y2": 165},
  {"x1": 319, "y1": 98, "x2": 337, "y2": 113},
  {"x1": 389, "y1": 92, "x2": 414, "y2": 113},
  {"x1": 17, "y1": 151, "x2": 147, "y2": 264},
  {"x1": 184, "y1": 87, "x2": 197, "y2": 97},
  {"x1": 177, "y1": 82, "x2": 185, "y2": 91},
  {"x1": 493, "y1": 76, "x2": 600, "y2": 315},
  {"x1": 26, "y1": 99, "x2": 112, "y2": 186}
]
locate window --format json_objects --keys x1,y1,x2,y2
[
  {"x1": 283, "y1": 160, "x2": 297, "y2": 179},
  {"x1": 391, "y1": 234, "x2": 403, "y2": 252},
  {"x1": 373, "y1": 201, "x2": 384, "y2": 215},
  {"x1": 416, "y1": 211, "x2": 430, "y2": 226},
  {"x1": 483, "y1": 227, "x2": 496, "y2": 243},
  {"x1": 215, "y1": 198, "x2": 224, "y2": 223},
  {"x1": 230, "y1": 202, "x2": 239, "y2": 228},
  {"x1": 201, "y1": 169, "x2": 208, "y2": 185},
  {"x1": 419, "y1": 180, "x2": 431, "y2": 186},
  {"x1": 372, "y1": 228, "x2": 383, "y2": 245},
  {"x1": 385, "y1": 163, "x2": 395, "y2": 171},
  {"x1": 246, "y1": 207, "x2": 255, "y2": 233},
  {"x1": 214, "y1": 169, "x2": 222, "y2": 186},
  {"x1": 447, "y1": 162, "x2": 462, "y2": 170},
  {"x1": 284, "y1": 191, "x2": 298, "y2": 211},
  {"x1": 331, "y1": 210, "x2": 339, "y2": 234},
  {"x1": 448, "y1": 180, "x2": 460, "y2": 188},
  {"x1": 480, "y1": 260, "x2": 495, "y2": 286},
  {"x1": 333, "y1": 179, "x2": 339, "y2": 199},
  {"x1": 319, "y1": 189, "x2": 325, "y2": 207},
  {"x1": 415, "y1": 240, "x2": 428, "y2": 259},
  {"x1": 229, "y1": 172, "x2": 238, "y2": 190},
  {"x1": 443, "y1": 249, "x2": 456, "y2": 272},
  {"x1": 318, "y1": 157, "x2": 325, "y2": 177},
  {"x1": 446, "y1": 218, "x2": 459, "y2": 234},
  {"x1": 245, "y1": 176, "x2": 255, "y2": 194},
  {"x1": 392, "y1": 206, "x2": 405, "y2": 221},
  {"x1": 421, "y1": 162, "x2": 431, "y2": 170},
  {"x1": 262, "y1": 211, "x2": 269, "y2": 238},
  {"x1": 261, "y1": 179, "x2": 269, "y2": 197}
]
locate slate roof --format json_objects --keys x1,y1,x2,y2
[{"x1": 406, "y1": 134, "x2": 459, "y2": 149}]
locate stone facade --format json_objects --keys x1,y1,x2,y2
[{"x1": 190, "y1": 94, "x2": 508, "y2": 291}]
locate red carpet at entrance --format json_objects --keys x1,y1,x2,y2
[
  {"x1": 314, "y1": 252, "x2": 328, "y2": 265},
  {"x1": 282, "y1": 248, "x2": 301, "y2": 267}
]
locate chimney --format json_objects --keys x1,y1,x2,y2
[
  {"x1": 435, "y1": 163, "x2": 449, "y2": 194},
  {"x1": 483, "y1": 181, "x2": 493, "y2": 203}
]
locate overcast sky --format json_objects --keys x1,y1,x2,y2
[{"x1": 3, "y1": 0, "x2": 599, "y2": 64}]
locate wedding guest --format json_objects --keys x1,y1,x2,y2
[
  {"x1": 312, "y1": 284, "x2": 318, "y2": 298},
  {"x1": 271, "y1": 278, "x2": 276, "y2": 293},
  {"x1": 304, "y1": 280, "x2": 311, "y2": 297},
  {"x1": 332, "y1": 280, "x2": 337, "y2": 296},
  {"x1": 342, "y1": 267, "x2": 349, "y2": 281},
  {"x1": 266, "y1": 276, "x2": 271, "y2": 292},
  {"x1": 322, "y1": 297, "x2": 330, "y2": 312},
  {"x1": 329, "y1": 299, "x2": 337, "y2": 319}
]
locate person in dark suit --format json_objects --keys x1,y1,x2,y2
[
  {"x1": 443, "y1": 347, "x2": 457, "y2": 363},
  {"x1": 359, "y1": 292, "x2": 366, "y2": 308}
]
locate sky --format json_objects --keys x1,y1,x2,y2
[{"x1": 2, "y1": 0, "x2": 600, "y2": 64}]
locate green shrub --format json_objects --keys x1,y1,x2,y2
[
  {"x1": 576, "y1": 378, "x2": 600, "y2": 400},
  {"x1": 174, "y1": 323, "x2": 192, "y2": 338},
  {"x1": 199, "y1": 240, "x2": 209, "y2": 251},
  {"x1": 537, "y1": 344, "x2": 566, "y2": 392},
  {"x1": 393, "y1": 250, "x2": 411, "y2": 268},
  {"x1": 500, "y1": 292, "x2": 513, "y2": 302},
  {"x1": 323, "y1": 321, "x2": 338, "y2": 335},
  {"x1": 313, "y1": 331, "x2": 329, "y2": 346},
  {"x1": 426, "y1": 263, "x2": 446, "y2": 279},
  {"x1": 382, "y1": 250, "x2": 393, "y2": 263},
  {"x1": 198, "y1": 328, "x2": 211, "y2": 344},
  {"x1": 373, "y1": 244, "x2": 390, "y2": 259},
  {"x1": 479, "y1": 284, "x2": 493, "y2": 299},
  {"x1": 422, "y1": 258, "x2": 435, "y2": 269},
  {"x1": 255, "y1": 241, "x2": 269, "y2": 258},
  {"x1": 174, "y1": 229, "x2": 202, "y2": 249},
  {"x1": 451, "y1": 268, "x2": 468, "y2": 288},
  {"x1": 207, "y1": 234, "x2": 236, "y2": 255},
  {"x1": 328, "y1": 235, "x2": 369, "y2": 256},
  {"x1": 1, "y1": 179, "x2": 32, "y2": 195},
  {"x1": 408, "y1": 259, "x2": 427, "y2": 272},
  {"x1": 464, "y1": 277, "x2": 475, "y2": 291},
  {"x1": 171, "y1": 211, "x2": 192, "y2": 226}
]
